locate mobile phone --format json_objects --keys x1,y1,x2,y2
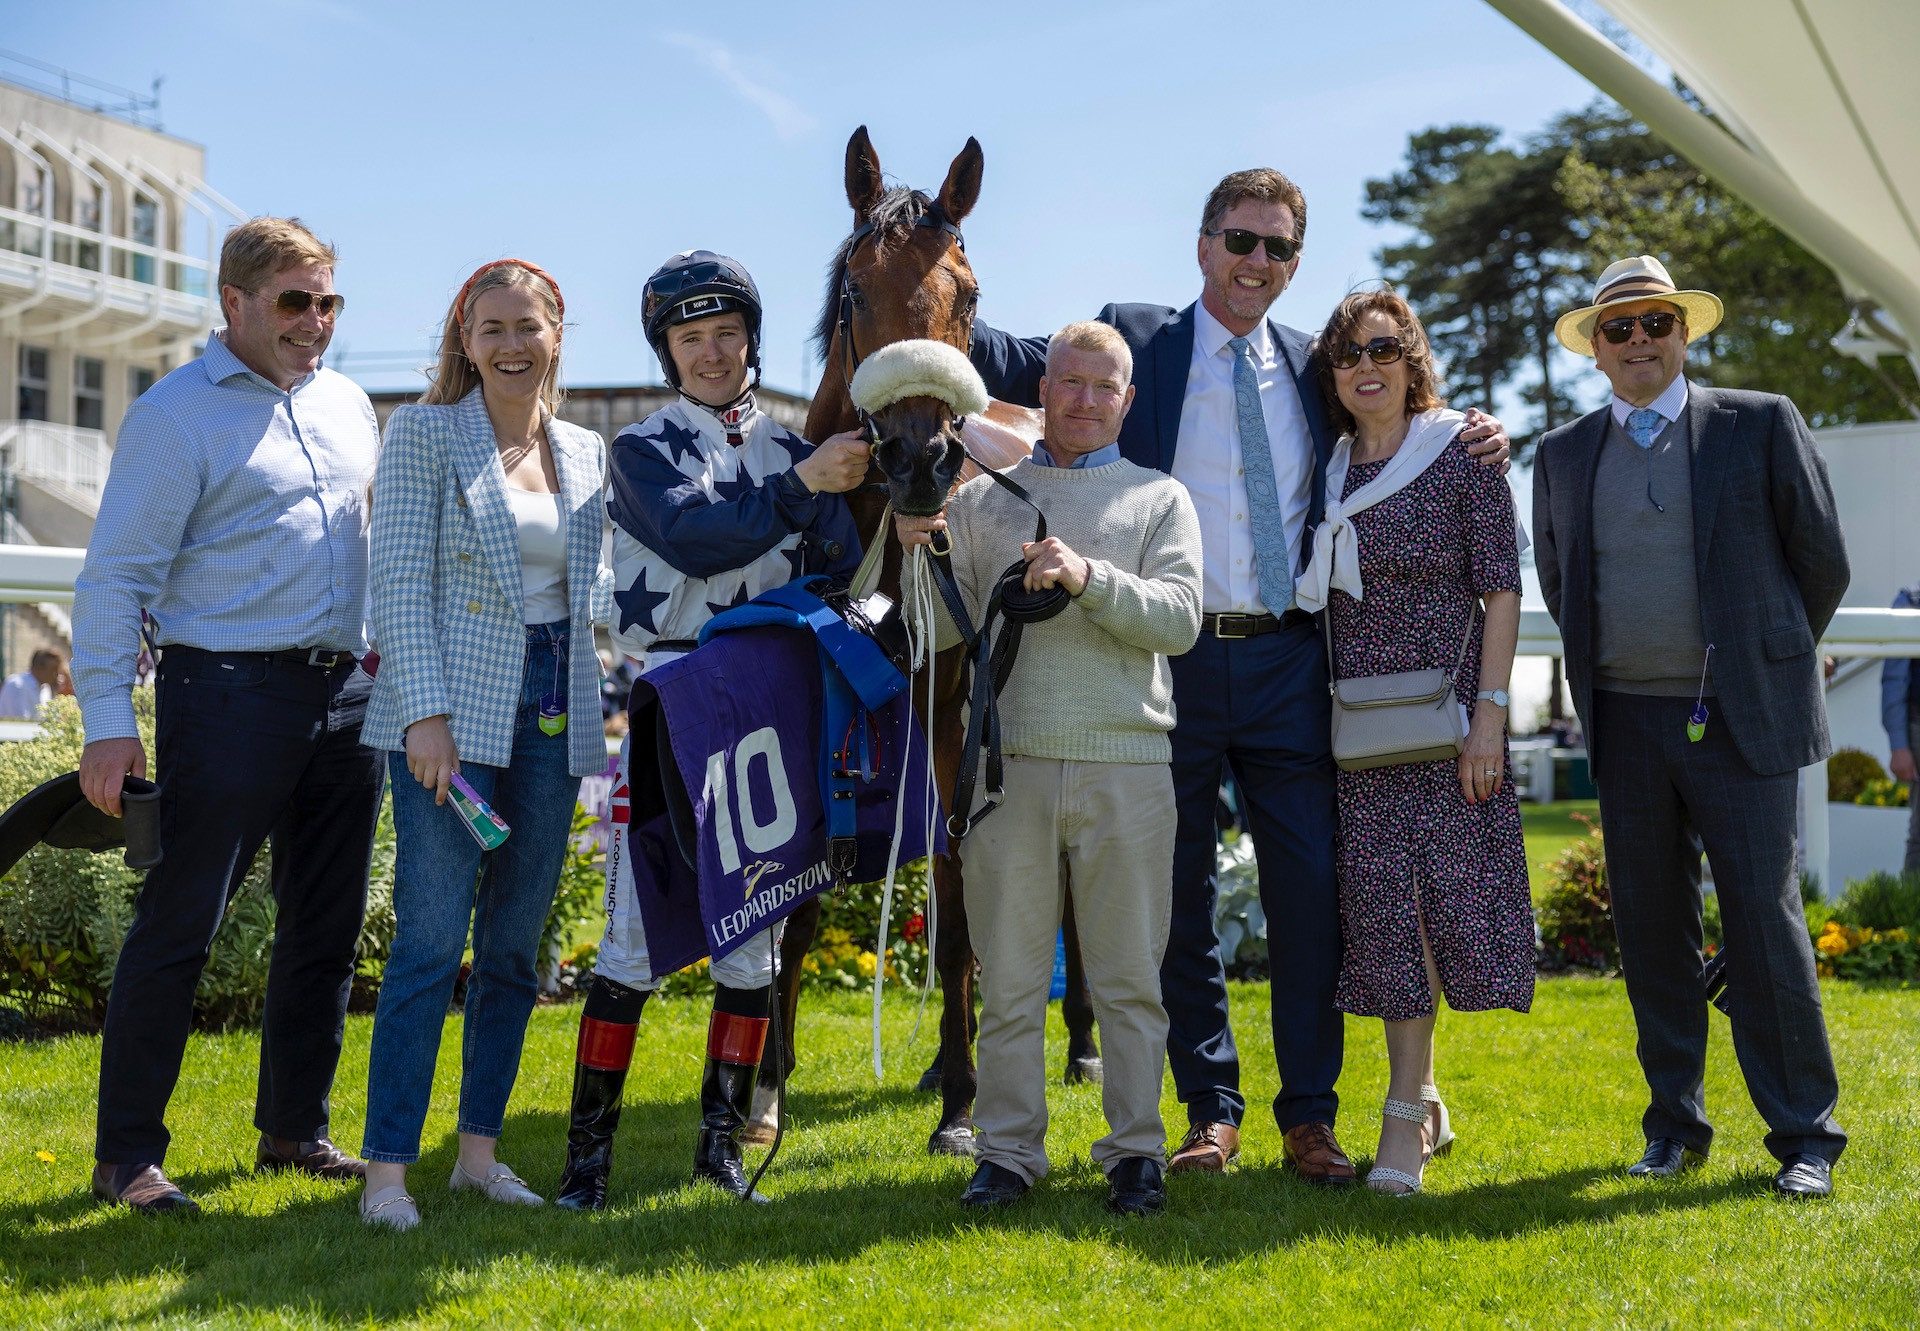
[{"x1": 447, "y1": 773, "x2": 511, "y2": 850}]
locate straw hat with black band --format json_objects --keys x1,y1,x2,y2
[{"x1": 1554, "y1": 254, "x2": 1724, "y2": 357}]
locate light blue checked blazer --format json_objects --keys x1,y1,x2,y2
[{"x1": 363, "y1": 389, "x2": 612, "y2": 776}]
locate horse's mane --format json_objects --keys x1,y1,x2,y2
[{"x1": 811, "y1": 185, "x2": 936, "y2": 358}]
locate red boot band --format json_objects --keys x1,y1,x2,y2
[
  {"x1": 577, "y1": 1017, "x2": 638, "y2": 1071},
  {"x1": 707, "y1": 1011, "x2": 769, "y2": 1065}
]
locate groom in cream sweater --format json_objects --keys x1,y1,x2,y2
[{"x1": 899, "y1": 320, "x2": 1202, "y2": 1216}]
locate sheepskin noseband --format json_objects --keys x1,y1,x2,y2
[{"x1": 849, "y1": 339, "x2": 990, "y2": 417}]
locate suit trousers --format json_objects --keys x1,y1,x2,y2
[
  {"x1": 1906, "y1": 718, "x2": 1919, "y2": 874},
  {"x1": 95, "y1": 650, "x2": 384, "y2": 1165},
  {"x1": 964, "y1": 755, "x2": 1174, "y2": 1183},
  {"x1": 1591, "y1": 691, "x2": 1846, "y2": 1164},
  {"x1": 1164, "y1": 624, "x2": 1342, "y2": 1131}
]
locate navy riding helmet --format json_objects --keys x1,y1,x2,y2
[{"x1": 642, "y1": 250, "x2": 764, "y2": 392}]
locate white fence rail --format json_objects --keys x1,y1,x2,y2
[{"x1": 0, "y1": 420, "x2": 113, "y2": 504}]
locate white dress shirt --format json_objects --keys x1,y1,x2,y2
[
  {"x1": 1610, "y1": 373, "x2": 1690, "y2": 429},
  {"x1": 1171, "y1": 301, "x2": 1315, "y2": 614}
]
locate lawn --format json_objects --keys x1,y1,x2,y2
[
  {"x1": 1523, "y1": 797, "x2": 1601, "y2": 894},
  {"x1": 3, "y1": 977, "x2": 1916, "y2": 1328}
]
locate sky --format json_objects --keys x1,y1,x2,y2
[{"x1": 8, "y1": 0, "x2": 1613, "y2": 406}]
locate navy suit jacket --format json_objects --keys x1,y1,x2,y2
[{"x1": 971, "y1": 302, "x2": 1338, "y2": 537}]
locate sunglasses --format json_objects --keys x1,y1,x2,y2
[
  {"x1": 1329, "y1": 335, "x2": 1406, "y2": 370},
  {"x1": 1598, "y1": 311, "x2": 1677, "y2": 343},
  {"x1": 254, "y1": 288, "x2": 347, "y2": 318},
  {"x1": 1205, "y1": 227, "x2": 1301, "y2": 263}
]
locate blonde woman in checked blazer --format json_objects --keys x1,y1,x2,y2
[{"x1": 357, "y1": 260, "x2": 610, "y2": 1231}]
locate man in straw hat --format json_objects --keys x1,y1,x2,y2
[{"x1": 1533, "y1": 254, "x2": 1849, "y2": 1200}]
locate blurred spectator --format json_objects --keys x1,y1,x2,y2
[
  {"x1": 0, "y1": 648, "x2": 67, "y2": 718},
  {"x1": 1881, "y1": 582, "x2": 1918, "y2": 872}
]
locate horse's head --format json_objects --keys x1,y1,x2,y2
[{"x1": 811, "y1": 126, "x2": 983, "y2": 516}]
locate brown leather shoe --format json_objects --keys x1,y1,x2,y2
[
  {"x1": 1167, "y1": 1121, "x2": 1240, "y2": 1173},
  {"x1": 1283, "y1": 1122, "x2": 1358, "y2": 1186},
  {"x1": 256, "y1": 1134, "x2": 367, "y2": 1180},
  {"x1": 91, "y1": 1162, "x2": 200, "y2": 1215}
]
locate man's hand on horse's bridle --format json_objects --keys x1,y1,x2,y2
[
  {"x1": 1021, "y1": 537, "x2": 1089, "y2": 597},
  {"x1": 796, "y1": 429, "x2": 873, "y2": 494},
  {"x1": 1459, "y1": 406, "x2": 1512, "y2": 474},
  {"x1": 894, "y1": 512, "x2": 946, "y2": 548}
]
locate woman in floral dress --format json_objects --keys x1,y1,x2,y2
[{"x1": 1298, "y1": 289, "x2": 1533, "y2": 1195}]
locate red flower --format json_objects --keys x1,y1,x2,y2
[{"x1": 902, "y1": 912, "x2": 926, "y2": 942}]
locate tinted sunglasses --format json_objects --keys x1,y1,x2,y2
[
  {"x1": 256, "y1": 288, "x2": 347, "y2": 318},
  {"x1": 1598, "y1": 311, "x2": 1676, "y2": 343},
  {"x1": 1205, "y1": 227, "x2": 1301, "y2": 263},
  {"x1": 1329, "y1": 335, "x2": 1406, "y2": 370}
]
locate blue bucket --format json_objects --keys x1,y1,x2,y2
[{"x1": 1049, "y1": 929, "x2": 1067, "y2": 1001}]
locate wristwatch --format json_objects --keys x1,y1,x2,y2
[{"x1": 1475, "y1": 688, "x2": 1510, "y2": 708}]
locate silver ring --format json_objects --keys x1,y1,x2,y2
[{"x1": 1483, "y1": 769, "x2": 1496, "y2": 777}]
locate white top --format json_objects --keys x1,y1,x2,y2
[
  {"x1": 0, "y1": 671, "x2": 49, "y2": 719},
  {"x1": 507, "y1": 484, "x2": 570, "y2": 625},
  {"x1": 1610, "y1": 373, "x2": 1690, "y2": 429},
  {"x1": 1172, "y1": 301, "x2": 1315, "y2": 614}
]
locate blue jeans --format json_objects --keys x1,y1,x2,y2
[{"x1": 363, "y1": 622, "x2": 583, "y2": 1164}]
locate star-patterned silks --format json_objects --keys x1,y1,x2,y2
[
  {"x1": 616, "y1": 565, "x2": 670, "y2": 633},
  {"x1": 773, "y1": 429, "x2": 812, "y2": 468},
  {"x1": 704, "y1": 581, "x2": 752, "y2": 619},
  {"x1": 640, "y1": 415, "x2": 704, "y2": 468},
  {"x1": 710, "y1": 463, "x2": 756, "y2": 506}
]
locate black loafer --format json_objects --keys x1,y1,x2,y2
[
  {"x1": 1772, "y1": 1154, "x2": 1833, "y2": 1200},
  {"x1": 256, "y1": 1134, "x2": 367, "y2": 1181},
  {"x1": 1627, "y1": 1137, "x2": 1707, "y2": 1178},
  {"x1": 959, "y1": 1160, "x2": 1029, "y2": 1209},
  {"x1": 1105, "y1": 1156, "x2": 1166, "y2": 1217}
]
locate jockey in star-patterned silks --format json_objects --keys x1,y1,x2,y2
[{"x1": 555, "y1": 251, "x2": 869, "y2": 1209}]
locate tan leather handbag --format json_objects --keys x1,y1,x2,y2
[{"x1": 1325, "y1": 606, "x2": 1478, "y2": 772}]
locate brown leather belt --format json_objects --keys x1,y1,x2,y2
[{"x1": 1202, "y1": 609, "x2": 1312, "y2": 639}]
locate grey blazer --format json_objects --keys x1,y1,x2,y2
[{"x1": 1532, "y1": 383, "x2": 1849, "y2": 776}]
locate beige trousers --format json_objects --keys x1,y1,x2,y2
[{"x1": 963, "y1": 754, "x2": 1175, "y2": 1182}]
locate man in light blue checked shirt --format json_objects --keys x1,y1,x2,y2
[
  {"x1": 1882, "y1": 581, "x2": 1919, "y2": 872},
  {"x1": 71, "y1": 217, "x2": 385, "y2": 1216}
]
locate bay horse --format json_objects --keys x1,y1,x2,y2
[{"x1": 753, "y1": 127, "x2": 1101, "y2": 1156}]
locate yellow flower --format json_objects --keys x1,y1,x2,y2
[
  {"x1": 856, "y1": 951, "x2": 878, "y2": 979},
  {"x1": 35, "y1": 1150, "x2": 55, "y2": 1163}
]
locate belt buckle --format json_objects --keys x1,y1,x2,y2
[
  {"x1": 306, "y1": 647, "x2": 344, "y2": 669},
  {"x1": 1213, "y1": 613, "x2": 1252, "y2": 640}
]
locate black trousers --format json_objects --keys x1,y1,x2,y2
[
  {"x1": 95, "y1": 649, "x2": 384, "y2": 1166},
  {"x1": 1591, "y1": 691, "x2": 1845, "y2": 1165}
]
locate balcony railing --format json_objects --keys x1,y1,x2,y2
[
  {"x1": 0, "y1": 419, "x2": 112, "y2": 505},
  {"x1": 0, "y1": 203, "x2": 212, "y2": 299}
]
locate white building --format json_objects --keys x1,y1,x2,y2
[{"x1": 0, "y1": 63, "x2": 240, "y2": 673}]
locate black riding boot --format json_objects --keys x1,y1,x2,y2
[
  {"x1": 692, "y1": 983, "x2": 771, "y2": 1203},
  {"x1": 555, "y1": 975, "x2": 649, "y2": 1211}
]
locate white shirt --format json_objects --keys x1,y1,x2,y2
[
  {"x1": 1610, "y1": 374, "x2": 1689, "y2": 430},
  {"x1": 0, "y1": 671, "x2": 50, "y2": 718},
  {"x1": 1171, "y1": 301, "x2": 1315, "y2": 614},
  {"x1": 506, "y1": 485, "x2": 570, "y2": 625}
]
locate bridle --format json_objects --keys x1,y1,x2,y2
[{"x1": 834, "y1": 203, "x2": 973, "y2": 491}]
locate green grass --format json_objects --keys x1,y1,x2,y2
[
  {"x1": 3, "y1": 978, "x2": 1916, "y2": 1328},
  {"x1": 1524, "y1": 798, "x2": 1600, "y2": 895}
]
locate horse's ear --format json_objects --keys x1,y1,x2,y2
[
  {"x1": 936, "y1": 137, "x2": 984, "y2": 225},
  {"x1": 845, "y1": 125, "x2": 884, "y2": 221}
]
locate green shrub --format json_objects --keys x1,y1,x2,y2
[
  {"x1": 1535, "y1": 813, "x2": 1616, "y2": 970},
  {"x1": 1213, "y1": 831, "x2": 1267, "y2": 977},
  {"x1": 1831, "y1": 870, "x2": 1920, "y2": 933},
  {"x1": 1827, "y1": 748, "x2": 1886, "y2": 803}
]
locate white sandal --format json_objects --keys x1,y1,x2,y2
[
  {"x1": 1422, "y1": 1083, "x2": 1455, "y2": 1160},
  {"x1": 360, "y1": 1183, "x2": 420, "y2": 1231},
  {"x1": 1366, "y1": 1098, "x2": 1429, "y2": 1195},
  {"x1": 450, "y1": 1160, "x2": 545, "y2": 1206}
]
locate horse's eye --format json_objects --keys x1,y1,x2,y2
[{"x1": 849, "y1": 285, "x2": 867, "y2": 311}]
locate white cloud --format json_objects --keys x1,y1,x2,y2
[{"x1": 662, "y1": 32, "x2": 817, "y2": 142}]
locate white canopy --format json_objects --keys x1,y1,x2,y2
[{"x1": 1487, "y1": 0, "x2": 1920, "y2": 378}]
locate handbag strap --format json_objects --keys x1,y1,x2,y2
[{"x1": 1323, "y1": 599, "x2": 1481, "y2": 690}]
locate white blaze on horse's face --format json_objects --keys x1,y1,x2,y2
[
  {"x1": 1039, "y1": 343, "x2": 1135, "y2": 462},
  {"x1": 1197, "y1": 198, "x2": 1302, "y2": 334},
  {"x1": 669, "y1": 311, "x2": 752, "y2": 408}
]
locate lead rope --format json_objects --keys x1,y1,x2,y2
[{"x1": 868, "y1": 542, "x2": 943, "y2": 1077}]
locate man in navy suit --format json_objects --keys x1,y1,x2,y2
[{"x1": 973, "y1": 169, "x2": 1509, "y2": 1181}]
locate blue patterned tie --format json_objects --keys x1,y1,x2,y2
[
  {"x1": 1228, "y1": 335, "x2": 1294, "y2": 614},
  {"x1": 1626, "y1": 406, "x2": 1665, "y2": 450}
]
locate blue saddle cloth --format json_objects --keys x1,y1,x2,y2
[{"x1": 623, "y1": 581, "x2": 944, "y2": 975}]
